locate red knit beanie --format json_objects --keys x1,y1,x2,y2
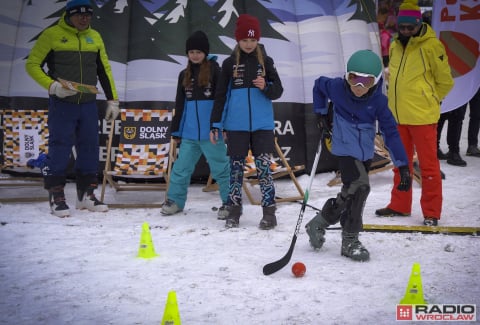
[{"x1": 235, "y1": 14, "x2": 261, "y2": 41}]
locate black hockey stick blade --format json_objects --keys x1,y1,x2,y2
[
  {"x1": 263, "y1": 235, "x2": 297, "y2": 275},
  {"x1": 262, "y1": 136, "x2": 323, "y2": 275}
]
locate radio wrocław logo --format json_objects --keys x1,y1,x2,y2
[{"x1": 397, "y1": 304, "x2": 476, "y2": 321}]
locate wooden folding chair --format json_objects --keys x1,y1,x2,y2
[
  {"x1": 100, "y1": 108, "x2": 174, "y2": 208},
  {"x1": 0, "y1": 109, "x2": 49, "y2": 203},
  {"x1": 204, "y1": 137, "x2": 305, "y2": 205}
]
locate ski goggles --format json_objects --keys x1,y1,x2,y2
[{"x1": 346, "y1": 72, "x2": 377, "y2": 89}]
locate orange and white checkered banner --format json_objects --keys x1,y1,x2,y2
[
  {"x1": 112, "y1": 109, "x2": 172, "y2": 176},
  {"x1": 2, "y1": 110, "x2": 48, "y2": 167}
]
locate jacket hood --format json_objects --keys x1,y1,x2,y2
[{"x1": 395, "y1": 23, "x2": 437, "y2": 45}]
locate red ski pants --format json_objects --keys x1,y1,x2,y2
[{"x1": 388, "y1": 124, "x2": 442, "y2": 219}]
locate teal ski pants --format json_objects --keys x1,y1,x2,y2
[{"x1": 167, "y1": 138, "x2": 230, "y2": 209}]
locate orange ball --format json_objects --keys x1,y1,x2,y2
[{"x1": 292, "y1": 262, "x2": 306, "y2": 277}]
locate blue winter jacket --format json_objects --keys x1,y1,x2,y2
[
  {"x1": 172, "y1": 57, "x2": 220, "y2": 141},
  {"x1": 210, "y1": 47, "x2": 283, "y2": 131},
  {"x1": 313, "y1": 77, "x2": 408, "y2": 167}
]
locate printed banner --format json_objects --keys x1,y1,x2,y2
[
  {"x1": 432, "y1": 0, "x2": 480, "y2": 112},
  {"x1": 1, "y1": 1, "x2": 380, "y2": 103},
  {"x1": 2, "y1": 110, "x2": 48, "y2": 167},
  {"x1": 1, "y1": 0, "x2": 381, "y2": 175},
  {"x1": 113, "y1": 109, "x2": 172, "y2": 176}
]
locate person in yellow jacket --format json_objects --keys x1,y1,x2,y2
[
  {"x1": 25, "y1": 0, "x2": 119, "y2": 217},
  {"x1": 375, "y1": 0, "x2": 454, "y2": 226}
]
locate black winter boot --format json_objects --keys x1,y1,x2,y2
[
  {"x1": 48, "y1": 185, "x2": 70, "y2": 217},
  {"x1": 225, "y1": 205, "x2": 242, "y2": 228},
  {"x1": 341, "y1": 231, "x2": 370, "y2": 261},
  {"x1": 259, "y1": 205, "x2": 277, "y2": 230},
  {"x1": 466, "y1": 145, "x2": 480, "y2": 157},
  {"x1": 446, "y1": 152, "x2": 467, "y2": 167}
]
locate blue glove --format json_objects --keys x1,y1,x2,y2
[
  {"x1": 397, "y1": 165, "x2": 412, "y2": 191},
  {"x1": 26, "y1": 153, "x2": 47, "y2": 169}
]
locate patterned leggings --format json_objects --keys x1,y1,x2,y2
[{"x1": 228, "y1": 153, "x2": 275, "y2": 207}]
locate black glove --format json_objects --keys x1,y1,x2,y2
[
  {"x1": 317, "y1": 114, "x2": 331, "y2": 140},
  {"x1": 397, "y1": 165, "x2": 412, "y2": 192}
]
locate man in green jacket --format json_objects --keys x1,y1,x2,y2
[
  {"x1": 25, "y1": 0, "x2": 119, "y2": 217},
  {"x1": 376, "y1": 0, "x2": 454, "y2": 226}
]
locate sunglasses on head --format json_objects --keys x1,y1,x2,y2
[
  {"x1": 346, "y1": 72, "x2": 376, "y2": 89},
  {"x1": 398, "y1": 24, "x2": 417, "y2": 31}
]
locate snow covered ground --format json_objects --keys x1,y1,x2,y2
[{"x1": 1, "y1": 128, "x2": 480, "y2": 324}]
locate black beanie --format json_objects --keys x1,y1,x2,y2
[{"x1": 186, "y1": 31, "x2": 210, "y2": 55}]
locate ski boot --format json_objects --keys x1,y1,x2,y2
[{"x1": 341, "y1": 231, "x2": 370, "y2": 261}]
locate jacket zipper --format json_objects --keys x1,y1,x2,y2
[
  {"x1": 77, "y1": 32, "x2": 83, "y2": 103},
  {"x1": 394, "y1": 47, "x2": 407, "y2": 124},
  {"x1": 195, "y1": 100, "x2": 201, "y2": 140}
]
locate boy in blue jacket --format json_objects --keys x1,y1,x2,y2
[{"x1": 305, "y1": 50, "x2": 411, "y2": 261}]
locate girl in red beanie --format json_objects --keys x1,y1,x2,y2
[{"x1": 210, "y1": 14, "x2": 284, "y2": 230}]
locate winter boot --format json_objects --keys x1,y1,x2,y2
[
  {"x1": 341, "y1": 231, "x2": 370, "y2": 262},
  {"x1": 161, "y1": 199, "x2": 182, "y2": 215},
  {"x1": 259, "y1": 205, "x2": 277, "y2": 230},
  {"x1": 225, "y1": 205, "x2": 242, "y2": 228},
  {"x1": 375, "y1": 207, "x2": 410, "y2": 217},
  {"x1": 305, "y1": 211, "x2": 330, "y2": 249},
  {"x1": 217, "y1": 204, "x2": 229, "y2": 220},
  {"x1": 446, "y1": 152, "x2": 467, "y2": 167},
  {"x1": 76, "y1": 178, "x2": 108, "y2": 212},
  {"x1": 48, "y1": 185, "x2": 70, "y2": 218},
  {"x1": 466, "y1": 145, "x2": 480, "y2": 157},
  {"x1": 423, "y1": 217, "x2": 438, "y2": 226}
]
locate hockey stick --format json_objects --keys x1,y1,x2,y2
[{"x1": 263, "y1": 136, "x2": 323, "y2": 275}]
